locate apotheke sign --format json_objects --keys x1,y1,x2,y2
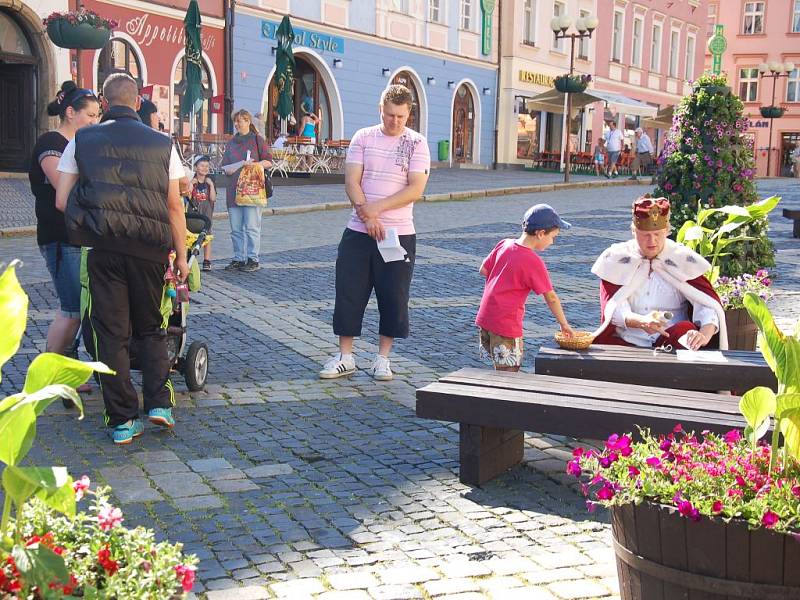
[{"x1": 261, "y1": 20, "x2": 344, "y2": 54}]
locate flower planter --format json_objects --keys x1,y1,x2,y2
[
  {"x1": 611, "y1": 502, "x2": 800, "y2": 600},
  {"x1": 760, "y1": 106, "x2": 785, "y2": 119},
  {"x1": 46, "y1": 20, "x2": 111, "y2": 49},
  {"x1": 697, "y1": 83, "x2": 730, "y2": 95},
  {"x1": 554, "y1": 78, "x2": 587, "y2": 94},
  {"x1": 726, "y1": 307, "x2": 758, "y2": 351}
]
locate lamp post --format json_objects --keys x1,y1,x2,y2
[
  {"x1": 757, "y1": 61, "x2": 793, "y2": 177},
  {"x1": 551, "y1": 13, "x2": 597, "y2": 183}
]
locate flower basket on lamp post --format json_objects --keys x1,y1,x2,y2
[
  {"x1": 554, "y1": 73, "x2": 590, "y2": 94},
  {"x1": 759, "y1": 106, "x2": 785, "y2": 119},
  {"x1": 43, "y1": 10, "x2": 116, "y2": 50}
]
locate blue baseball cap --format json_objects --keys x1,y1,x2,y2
[{"x1": 523, "y1": 204, "x2": 571, "y2": 233}]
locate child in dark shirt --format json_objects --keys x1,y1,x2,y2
[{"x1": 190, "y1": 156, "x2": 217, "y2": 271}]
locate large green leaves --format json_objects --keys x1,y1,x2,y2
[
  {"x1": 12, "y1": 542, "x2": 70, "y2": 591},
  {"x1": 2, "y1": 466, "x2": 75, "y2": 518},
  {"x1": 0, "y1": 261, "x2": 28, "y2": 383},
  {"x1": 744, "y1": 292, "x2": 788, "y2": 385},
  {"x1": 739, "y1": 387, "x2": 775, "y2": 446},
  {"x1": 780, "y1": 408, "x2": 800, "y2": 461},
  {"x1": 23, "y1": 353, "x2": 113, "y2": 397}
]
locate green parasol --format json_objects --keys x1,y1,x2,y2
[
  {"x1": 275, "y1": 15, "x2": 296, "y2": 119},
  {"x1": 181, "y1": 0, "x2": 203, "y2": 116}
]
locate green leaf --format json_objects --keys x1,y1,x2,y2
[
  {"x1": 780, "y1": 408, "x2": 800, "y2": 461},
  {"x1": 717, "y1": 205, "x2": 750, "y2": 218},
  {"x1": 2, "y1": 466, "x2": 71, "y2": 510},
  {"x1": 744, "y1": 419, "x2": 770, "y2": 447},
  {"x1": 13, "y1": 384, "x2": 84, "y2": 419},
  {"x1": 776, "y1": 394, "x2": 800, "y2": 419},
  {"x1": 0, "y1": 402, "x2": 36, "y2": 466},
  {"x1": 783, "y1": 337, "x2": 800, "y2": 395},
  {"x1": 758, "y1": 332, "x2": 777, "y2": 373},
  {"x1": 744, "y1": 292, "x2": 786, "y2": 382},
  {"x1": 677, "y1": 222, "x2": 702, "y2": 243},
  {"x1": 12, "y1": 542, "x2": 70, "y2": 591},
  {"x1": 739, "y1": 387, "x2": 776, "y2": 436},
  {"x1": 0, "y1": 260, "x2": 28, "y2": 384},
  {"x1": 23, "y1": 353, "x2": 113, "y2": 396}
]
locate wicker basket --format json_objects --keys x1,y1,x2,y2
[{"x1": 554, "y1": 330, "x2": 595, "y2": 350}]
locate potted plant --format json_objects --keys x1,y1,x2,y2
[
  {"x1": 760, "y1": 106, "x2": 785, "y2": 119},
  {"x1": 0, "y1": 261, "x2": 197, "y2": 597},
  {"x1": 676, "y1": 195, "x2": 780, "y2": 350},
  {"x1": 568, "y1": 292, "x2": 800, "y2": 599},
  {"x1": 554, "y1": 73, "x2": 591, "y2": 94},
  {"x1": 43, "y1": 9, "x2": 117, "y2": 50}
]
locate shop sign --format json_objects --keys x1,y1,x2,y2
[
  {"x1": 748, "y1": 120, "x2": 769, "y2": 128},
  {"x1": 261, "y1": 20, "x2": 344, "y2": 54},
  {"x1": 480, "y1": 0, "x2": 495, "y2": 56},
  {"x1": 519, "y1": 70, "x2": 554, "y2": 87},
  {"x1": 210, "y1": 94, "x2": 224, "y2": 114},
  {"x1": 123, "y1": 13, "x2": 217, "y2": 51}
]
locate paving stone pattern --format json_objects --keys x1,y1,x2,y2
[{"x1": 1, "y1": 179, "x2": 798, "y2": 599}]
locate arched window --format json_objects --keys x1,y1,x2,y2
[
  {"x1": 0, "y1": 11, "x2": 32, "y2": 56},
  {"x1": 173, "y1": 55, "x2": 213, "y2": 136},
  {"x1": 264, "y1": 55, "x2": 331, "y2": 142},
  {"x1": 391, "y1": 71, "x2": 419, "y2": 132},
  {"x1": 97, "y1": 38, "x2": 142, "y2": 89}
]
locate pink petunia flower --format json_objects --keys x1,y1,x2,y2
[
  {"x1": 567, "y1": 459, "x2": 582, "y2": 477},
  {"x1": 712, "y1": 500, "x2": 724, "y2": 513},
  {"x1": 596, "y1": 483, "x2": 615, "y2": 500},
  {"x1": 762, "y1": 511, "x2": 779, "y2": 528},
  {"x1": 175, "y1": 564, "x2": 196, "y2": 593},
  {"x1": 97, "y1": 505, "x2": 124, "y2": 531},
  {"x1": 73, "y1": 475, "x2": 90, "y2": 501},
  {"x1": 646, "y1": 456, "x2": 661, "y2": 468}
]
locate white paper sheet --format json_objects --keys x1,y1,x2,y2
[
  {"x1": 377, "y1": 227, "x2": 407, "y2": 263},
  {"x1": 676, "y1": 350, "x2": 728, "y2": 363}
]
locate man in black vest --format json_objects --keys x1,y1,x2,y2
[{"x1": 55, "y1": 73, "x2": 189, "y2": 445}]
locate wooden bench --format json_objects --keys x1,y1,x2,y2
[
  {"x1": 534, "y1": 343, "x2": 776, "y2": 393},
  {"x1": 783, "y1": 208, "x2": 800, "y2": 238},
  {"x1": 416, "y1": 368, "x2": 745, "y2": 486}
]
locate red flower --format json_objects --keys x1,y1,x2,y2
[
  {"x1": 597, "y1": 483, "x2": 615, "y2": 500},
  {"x1": 712, "y1": 500, "x2": 724, "y2": 513},
  {"x1": 175, "y1": 564, "x2": 196, "y2": 592},
  {"x1": 723, "y1": 430, "x2": 742, "y2": 444},
  {"x1": 566, "y1": 459, "x2": 582, "y2": 477},
  {"x1": 97, "y1": 545, "x2": 119, "y2": 575},
  {"x1": 762, "y1": 511, "x2": 779, "y2": 528}
]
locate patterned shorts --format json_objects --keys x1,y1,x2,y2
[{"x1": 479, "y1": 328, "x2": 524, "y2": 368}]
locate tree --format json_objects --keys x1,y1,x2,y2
[{"x1": 653, "y1": 73, "x2": 774, "y2": 277}]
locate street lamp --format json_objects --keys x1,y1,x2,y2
[
  {"x1": 757, "y1": 61, "x2": 793, "y2": 177},
  {"x1": 551, "y1": 14, "x2": 597, "y2": 183}
]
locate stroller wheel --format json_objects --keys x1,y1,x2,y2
[{"x1": 184, "y1": 341, "x2": 209, "y2": 391}]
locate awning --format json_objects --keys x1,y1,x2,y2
[
  {"x1": 641, "y1": 105, "x2": 674, "y2": 130},
  {"x1": 525, "y1": 87, "x2": 658, "y2": 118}
]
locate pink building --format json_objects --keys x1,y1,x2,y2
[
  {"x1": 705, "y1": 1, "x2": 800, "y2": 176},
  {"x1": 590, "y1": 0, "x2": 708, "y2": 155}
]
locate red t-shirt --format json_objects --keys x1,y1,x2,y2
[{"x1": 475, "y1": 239, "x2": 553, "y2": 338}]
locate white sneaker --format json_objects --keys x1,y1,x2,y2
[
  {"x1": 370, "y1": 355, "x2": 393, "y2": 381},
  {"x1": 319, "y1": 353, "x2": 356, "y2": 379}
]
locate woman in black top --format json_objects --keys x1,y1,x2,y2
[{"x1": 28, "y1": 81, "x2": 99, "y2": 355}]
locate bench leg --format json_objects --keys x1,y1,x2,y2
[{"x1": 459, "y1": 423, "x2": 524, "y2": 486}]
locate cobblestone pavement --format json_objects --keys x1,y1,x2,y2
[
  {"x1": 2, "y1": 168, "x2": 601, "y2": 232},
  {"x1": 0, "y1": 179, "x2": 798, "y2": 599}
]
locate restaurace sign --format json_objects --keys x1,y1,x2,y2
[{"x1": 124, "y1": 14, "x2": 217, "y2": 51}]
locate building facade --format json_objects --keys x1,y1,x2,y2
[
  {"x1": 232, "y1": 0, "x2": 498, "y2": 165},
  {"x1": 591, "y1": 0, "x2": 708, "y2": 155},
  {"x1": 75, "y1": 0, "x2": 227, "y2": 136},
  {"x1": 706, "y1": 1, "x2": 800, "y2": 176},
  {"x1": 0, "y1": 0, "x2": 71, "y2": 171}
]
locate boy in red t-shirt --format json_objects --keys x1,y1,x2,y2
[{"x1": 476, "y1": 204, "x2": 575, "y2": 371}]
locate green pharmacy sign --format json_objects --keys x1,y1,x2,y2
[
  {"x1": 707, "y1": 24, "x2": 727, "y2": 76},
  {"x1": 480, "y1": 0, "x2": 495, "y2": 56}
]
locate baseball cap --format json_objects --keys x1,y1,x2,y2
[{"x1": 523, "y1": 204, "x2": 571, "y2": 233}]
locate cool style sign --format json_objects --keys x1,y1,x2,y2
[{"x1": 261, "y1": 20, "x2": 344, "y2": 54}]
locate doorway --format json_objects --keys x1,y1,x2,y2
[
  {"x1": 780, "y1": 132, "x2": 800, "y2": 177},
  {"x1": 452, "y1": 84, "x2": 475, "y2": 163}
]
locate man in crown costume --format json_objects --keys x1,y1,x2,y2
[{"x1": 591, "y1": 197, "x2": 728, "y2": 351}]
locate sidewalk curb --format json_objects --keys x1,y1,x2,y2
[{"x1": 0, "y1": 179, "x2": 646, "y2": 237}]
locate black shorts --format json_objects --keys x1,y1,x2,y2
[{"x1": 333, "y1": 228, "x2": 416, "y2": 339}]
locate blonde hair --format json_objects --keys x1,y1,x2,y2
[
  {"x1": 232, "y1": 109, "x2": 258, "y2": 135},
  {"x1": 380, "y1": 85, "x2": 413, "y2": 110}
]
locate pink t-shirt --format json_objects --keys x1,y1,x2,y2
[
  {"x1": 475, "y1": 239, "x2": 554, "y2": 338},
  {"x1": 345, "y1": 125, "x2": 431, "y2": 236}
]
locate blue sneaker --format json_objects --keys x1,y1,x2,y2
[
  {"x1": 148, "y1": 407, "x2": 175, "y2": 429},
  {"x1": 112, "y1": 419, "x2": 144, "y2": 444}
]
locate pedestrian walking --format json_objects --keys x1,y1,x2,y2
[
  {"x1": 319, "y1": 84, "x2": 430, "y2": 381},
  {"x1": 604, "y1": 121, "x2": 624, "y2": 178},
  {"x1": 592, "y1": 138, "x2": 607, "y2": 177},
  {"x1": 476, "y1": 204, "x2": 575, "y2": 371},
  {"x1": 28, "y1": 81, "x2": 99, "y2": 360},
  {"x1": 630, "y1": 127, "x2": 654, "y2": 181},
  {"x1": 221, "y1": 109, "x2": 273, "y2": 272},
  {"x1": 190, "y1": 155, "x2": 217, "y2": 270},
  {"x1": 55, "y1": 73, "x2": 189, "y2": 444}
]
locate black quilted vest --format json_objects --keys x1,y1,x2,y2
[{"x1": 65, "y1": 105, "x2": 172, "y2": 263}]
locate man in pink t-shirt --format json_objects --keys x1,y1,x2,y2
[
  {"x1": 476, "y1": 204, "x2": 575, "y2": 370},
  {"x1": 319, "y1": 84, "x2": 431, "y2": 382}
]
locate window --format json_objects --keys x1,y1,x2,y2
[
  {"x1": 611, "y1": 9, "x2": 624, "y2": 61},
  {"x1": 650, "y1": 23, "x2": 662, "y2": 72},
  {"x1": 429, "y1": 0, "x2": 442, "y2": 22},
  {"x1": 669, "y1": 29, "x2": 680, "y2": 78},
  {"x1": 707, "y1": 3, "x2": 717, "y2": 37},
  {"x1": 173, "y1": 55, "x2": 213, "y2": 135},
  {"x1": 788, "y1": 68, "x2": 800, "y2": 102},
  {"x1": 793, "y1": 1, "x2": 800, "y2": 33},
  {"x1": 0, "y1": 12, "x2": 32, "y2": 56},
  {"x1": 685, "y1": 33, "x2": 696, "y2": 81},
  {"x1": 97, "y1": 38, "x2": 142, "y2": 90},
  {"x1": 391, "y1": 0, "x2": 409, "y2": 12},
  {"x1": 742, "y1": 2, "x2": 764, "y2": 35},
  {"x1": 738, "y1": 67, "x2": 759, "y2": 102},
  {"x1": 523, "y1": 0, "x2": 536, "y2": 44},
  {"x1": 632, "y1": 16, "x2": 643, "y2": 67},
  {"x1": 392, "y1": 71, "x2": 421, "y2": 131},
  {"x1": 578, "y1": 9, "x2": 590, "y2": 58},
  {"x1": 461, "y1": 0, "x2": 473, "y2": 30},
  {"x1": 552, "y1": 1, "x2": 566, "y2": 52}
]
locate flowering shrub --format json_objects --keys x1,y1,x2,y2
[
  {"x1": 715, "y1": 269, "x2": 773, "y2": 310},
  {"x1": 653, "y1": 73, "x2": 774, "y2": 277},
  {"x1": 43, "y1": 9, "x2": 118, "y2": 30}
]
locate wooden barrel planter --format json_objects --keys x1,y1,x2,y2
[
  {"x1": 726, "y1": 307, "x2": 758, "y2": 351},
  {"x1": 611, "y1": 502, "x2": 800, "y2": 600}
]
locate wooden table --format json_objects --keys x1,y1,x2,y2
[{"x1": 534, "y1": 343, "x2": 776, "y2": 393}]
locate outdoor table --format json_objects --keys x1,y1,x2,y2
[{"x1": 534, "y1": 343, "x2": 776, "y2": 393}]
